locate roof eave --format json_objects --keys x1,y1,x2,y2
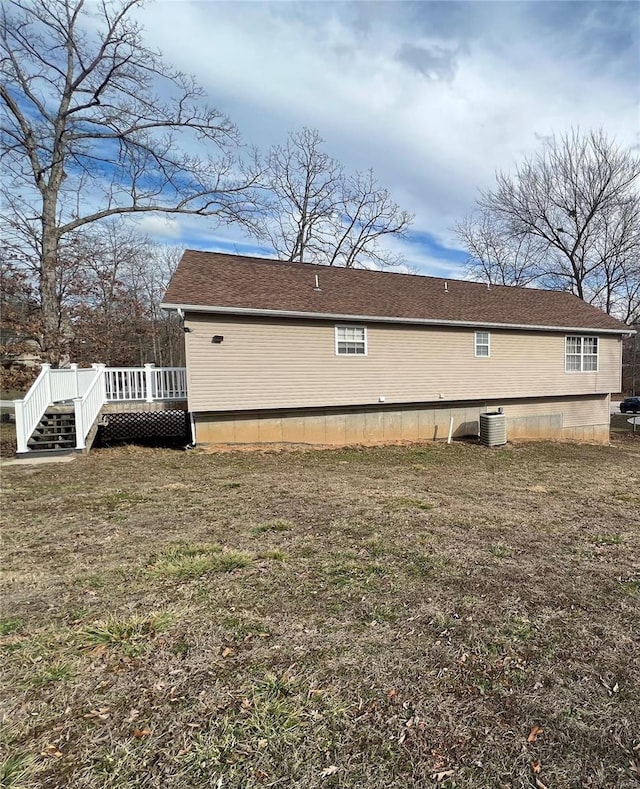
[{"x1": 160, "y1": 302, "x2": 633, "y2": 335}]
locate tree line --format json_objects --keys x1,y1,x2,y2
[
  {"x1": 1, "y1": 0, "x2": 638, "y2": 395},
  {"x1": 455, "y1": 130, "x2": 640, "y2": 324},
  {"x1": 455, "y1": 129, "x2": 640, "y2": 394}
]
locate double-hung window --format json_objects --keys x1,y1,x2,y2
[
  {"x1": 335, "y1": 325, "x2": 367, "y2": 356},
  {"x1": 565, "y1": 335, "x2": 598, "y2": 372},
  {"x1": 475, "y1": 331, "x2": 490, "y2": 357}
]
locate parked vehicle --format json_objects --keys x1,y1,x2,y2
[{"x1": 620, "y1": 396, "x2": 640, "y2": 413}]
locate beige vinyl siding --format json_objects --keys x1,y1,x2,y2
[{"x1": 184, "y1": 314, "x2": 622, "y2": 413}]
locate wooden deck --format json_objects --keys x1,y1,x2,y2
[
  {"x1": 14, "y1": 365, "x2": 188, "y2": 454},
  {"x1": 102, "y1": 400, "x2": 187, "y2": 413}
]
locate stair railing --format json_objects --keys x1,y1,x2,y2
[
  {"x1": 13, "y1": 364, "x2": 52, "y2": 454},
  {"x1": 74, "y1": 365, "x2": 107, "y2": 450}
]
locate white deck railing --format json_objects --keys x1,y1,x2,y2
[
  {"x1": 74, "y1": 366, "x2": 107, "y2": 450},
  {"x1": 13, "y1": 363, "x2": 187, "y2": 453},
  {"x1": 152, "y1": 367, "x2": 187, "y2": 400},
  {"x1": 13, "y1": 363, "x2": 53, "y2": 454},
  {"x1": 104, "y1": 365, "x2": 187, "y2": 402},
  {"x1": 104, "y1": 367, "x2": 147, "y2": 401}
]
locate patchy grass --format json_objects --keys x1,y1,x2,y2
[
  {"x1": 251, "y1": 518, "x2": 295, "y2": 534},
  {"x1": 1, "y1": 440, "x2": 639, "y2": 787},
  {"x1": 386, "y1": 495, "x2": 434, "y2": 511},
  {"x1": 0, "y1": 753, "x2": 35, "y2": 789},
  {"x1": 27, "y1": 662, "x2": 75, "y2": 688},
  {"x1": 148, "y1": 543, "x2": 252, "y2": 579},
  {"x1": 0, "y1": 618, "x2": 23, "y2": 636},
  {"x1": 257, "y1": 548, "x2": 288, "y2": 562},
  {"x1": 592, "y1": 533, "x2": 625, "y2": 546},
  {"x1": 81, "y1": 614, "x2": 171, "y2": 656},
  {"x1": 488, "y1": 542, "x2": 513, "y2": 558}
]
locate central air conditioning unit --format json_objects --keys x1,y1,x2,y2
[{"x1": 479, "y1": 411, "x2": 507, "y2": 447}]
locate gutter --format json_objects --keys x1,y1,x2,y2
[{"x1": 160, "y1": 302, "x2": 634, "y2": 336}]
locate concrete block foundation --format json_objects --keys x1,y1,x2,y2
[{"x1": 193, "y1": 395, "x2": 611, "y2": 447}]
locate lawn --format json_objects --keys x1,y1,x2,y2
[{"x1": 1, "y1": 440, "x2": 639, "y2": 788}]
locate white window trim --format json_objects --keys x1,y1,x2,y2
[
  {"x1": 335, "y1": 324, "x2": 368, "y2": 356},
  {"x1": 474, "y1": 331, "x2": 491, "y2": 358},
  {"x1": 565, "y1": 335, "x2": 599, "y2": 373}
]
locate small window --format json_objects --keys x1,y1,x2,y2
[
  {"x1": 475, "y1": 331, "x2": 490, "y2": 357},
  {"x1": 336, "y1": 325, "x2": 366, "y2": 356},
  {"x1": 565, "y1": 335, "x2": 598, "y2": 372}
]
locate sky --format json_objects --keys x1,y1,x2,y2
[{"x1": 132, "y1": 0, "x2": 639, "y2": 277}]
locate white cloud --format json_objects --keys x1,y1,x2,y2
[
  {"x1": 133, "y1": 1, "x2": 639, "y2": 271},
  {"x1": 136, "y1": 214, "x2": 183, "y2": 239}
]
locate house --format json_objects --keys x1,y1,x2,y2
[{"x1": 161, "y1": 250, "x2": 631, "y2": 446}]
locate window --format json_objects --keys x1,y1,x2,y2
[
  {"x1": 335, "y1": 325, "x2": 366, "y2": 355},
  {"x1": 565, "y1": 335, "x2": 598, "y2": 372},
  {"x1": 475, "y1": 331, "x2": 490, "y2": 357}
]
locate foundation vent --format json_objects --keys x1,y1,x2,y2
[{"x1": 479, "y1": 411, "x2": 507, "y2": 447}]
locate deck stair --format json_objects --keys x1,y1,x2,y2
[
  {"x1": 27, "y1": 405, "x2": 77, "y2": 452},
  {"x1": 13, "y1": 363, "x2": 187, "y2": 456}
]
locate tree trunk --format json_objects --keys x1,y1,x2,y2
[{"x1": 40, "y1": 210, "x2": 63, "y2": 366}]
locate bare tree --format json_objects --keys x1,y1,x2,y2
[
  {"x1": 1, "y1": 0, "x2": 259, "y2": 362},
  {"x1": 255, "y1": 129, "x2": 413, "y2": 267},
  {"x1": 622, "y1": 326, "x2": 640, "y2": 396},
  {"x1": 454, "y1": 209, "x2": 544, "y2": 286},
  {"x1": 457, "y1": 129, "x2": 640, "y2": 320},
  {"x1": 255, "y1": 129, "x2": 343, "y2": 263},
  {"x1": 123, "y1": 241, "x2": 185, "y2": 366},
  {"x1": 61, "y1": 223, "x2": 184, "y2": 366},
  {"x1": 326, "y1": 170, "x2": 413, "y2": 268}
]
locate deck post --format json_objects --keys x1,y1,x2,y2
[
  {"x1": 74, "y1": 397, "x2": 85, "y2": 450},
  {"x1": 70, "y1": 363, "x2": 79, "y2": 398},
  {"x1": 42, "y1": 363, "x2": 52, "y2": 405},
  {"x1": 14, "y1": 399, "x2": 28, "y2": 454},
  {"x1": 98, "y1": 364, "x2": 107, "y2": 394},
  {"x1": 144, "y1": 363, "x2": 155, "y2": 403}
]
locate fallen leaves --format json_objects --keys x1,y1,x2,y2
[
  {"x1": 41, "y1": 744, "x2": 63, "y2": 758},
  {"x1": 599, "y1": 676, "x2": 620, "y2": 695},
  {"x1": 528, "y1": 727, "x2": 548, "y2": 787},
  {"x1": 320, "y1": 765, "x2": 339, "y2": 778},
  {"x1": 433, "y1": 768, "x2": 455, "y2": 782},
  {"x1": 84, "y1": 707, "x2": 110, "y2": 720},
  {"x1": 529, "y1": 762, "x2": 549, "y2": 789},
  {"x1": 528, "y1": 724, "x2": 543, "y2": 743},
  {"x1": 132, "y1": 727, "x2": 151, "y2": 738}
]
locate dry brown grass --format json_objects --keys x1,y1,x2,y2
[
  {"x1": 0, "y1": 421, "x2": 17, "y2": 458},
  {"x1": 1, "y1": 440, "x2": 639, "y2": 788}
]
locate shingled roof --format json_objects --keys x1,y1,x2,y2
[{"x1": 162, "y1": 250, "x2": 630, "y2": 334}]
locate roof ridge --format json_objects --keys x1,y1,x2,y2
[{"x1": 182, "y1": 249, "x2": 552, "y2": 292}]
